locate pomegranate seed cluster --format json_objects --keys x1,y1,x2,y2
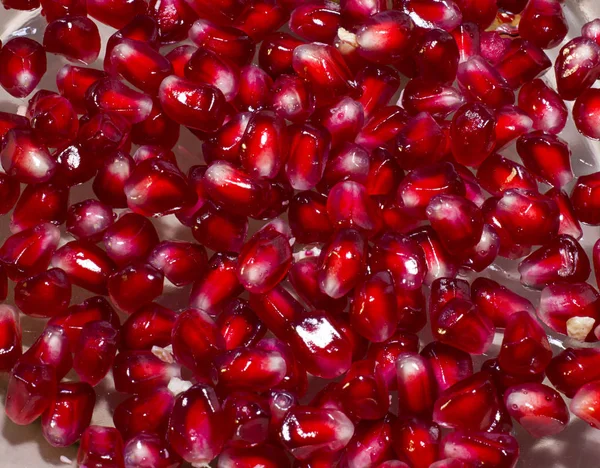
[{"x1": 0, "y1": 0, "x2": 599, "y2": 466}]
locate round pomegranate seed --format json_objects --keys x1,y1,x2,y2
[
  {"x1": 77, "y1": 426, "x2": 125, "y2": 468},
  {"x1": 0, "y1": 37, "x2": 47, "y2": 99},
  {"x1": 1, "y1": 128, "x2": 57, "y2": 184},
  {"x1": 14, "y1": 268, "x2": 71, "y2": 318},
  {"x1": 44, "y1": 16, "x2": 101, "y2": 65},
  {"x1": 554, "y1": 37, "x2": 600, "y2": 101}
]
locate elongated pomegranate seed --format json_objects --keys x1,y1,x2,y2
[
  {"x1": 440, "y1": 431, "x2": 519, "y2": 467},
  {"x1": 339, "y1": 359, "x2": 389, "y2": 420},
  {"x1": 73, "y1": 320, "x2": 119, "y2": 386},
  {"x1": 0, "y1": 305, "x2": 21, "y2": 372},
  {"x1": 471, "y1": 277, "x2": 534, "y2": 328},
  {"x1": 517, "y1": 131, "x2": 572, "y2": 188},
  {"x1": 392, "y1": 417, "x2": 440, "y2": 468}
]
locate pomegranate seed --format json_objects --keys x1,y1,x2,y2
[
  {"x1": 431, "y1": 298, "x2": 495, "y2": 355},
  {"x1": 410, "y1": 226, "x2": 459, "y2": 285},
  {"x1": 41, "y1": 382, "x2": 95, "y2": 448},
  {"x1": 258, "y1": 32, "x2": 302, "y2": 79},
  {"x1": 366, "y1": 147, "x2": 402, "y2": 197},
  {"x1": 339, "y1": 359, "x2": 388, "y2": 420},
  {"x1": 319, "y1": 143, "x2": 370, "y2": 192},
  {"x1": 401, "y1": 79, "x2": 464, "y2": 119},
  {"x1": 218, "y1": 444, "x2": 288, "y2": 467},
  {"x1": 400, "y1": 0, "x2": 462, "y2": 31},
  {"x1": 482, "y1": 357, "x2": 544, "y2": 393},
  {"x1": 258, "y1": 338, "x2": 308, "y2": 396},
  {"x1": 44, "y1": 16, "x2": 101, "y2": 65},
  {"x1": 271, "y1": 74, "x2": 315, "y2": 123},
  {"x1": 222, "y1": 391, "x2": 270, "y2": 449},
  {"x1": 184, "y1": 47, "x2": 239, "y2": 103},
  {"x1": 440, "y1": 431, "x2": 519, "y2": 467},
  {"x1": 79, "y1": 112, "x2": 132, "y2": 159},
  {"x1": 14, "y1": 268, "x2": 71, "y2": 318},
  {"x1": 288, "y1": 192, "x2": 333, "y2": 244},
  {"x1": 21, "y1": 325, "x2": 71, "y2": 382},
  {"x1": 40, "y1": 0, "x2": 86, "y2": 20},
  {"x1": 318, "y1": 228, "x2": 367, "y2": 299},
  {"x1": 433, "y1": 371, "x2": 500, "y2": 431},
  {"x1": 190, "y1": 252, "x2": 243, "y2": 316},
  {"x1": 148, "y1": 241, "x2": 207, "y2": 287},
  {"x1": 476, "y1": 153, "x2": 537, "y2": 197},
  {"x1": 149, "y1": 0, "x2": 197, "y2": 44},
  {"x1": 0, "y1": 266, "x2": 7, "y2": 302},
  {"x1": 107, "y1": 39, "x2": 173, "y2": 95},
  {"x1": 313, "y1": 98, "x2": 365, "y2": 151},
  {"x1": 189, "y1": 19, "x2": 255, "y2": 64},
  {"x1": 123, "y1": 432, "x2": 181, "y2": 468},
  {"x1": 547, "y1": 347, "x2": 600, "y2": 398},
  {"x1": 28, "y1": 92, "x2": 79, "y2": 148},
  {"x1": 131, "y1": 101, "x2": 180, "y2": 149},
  {"x1": 430, "y1": 277, "x2": 470, "y2": 324},
  {"x1": 493, "y1": 105, "x2": 533, "y2": 151},
  {"x1": 217, "y1": 299, "x2": 266, "y2": 350},
  {"x1": 450, "y1": 102, "x2": 496, "y2": 167},
  {"x1": 217, "y1": 347, "x2": 287, "y2": 392},
  {"x1": 73, "y1": 320, "x2": 119, "y2": 386},
  {"x1": 353, "y1": 11, "x2": 414, "y2": 65},
  {"x1": 583, "y1": 18, "x2": 600, "y2": 46},
  {"x1": 87, "y1": 0, "x2": 147, "y2": 28},
  {"x1": 391, "y1": 418, "x2": 440, "y2": 468},
  {"x1": 120, "y1": 303, "x2": 175, "y2": 350},
  {"x1": 91, "y1": 150, "x2": 134, "y2": 208},
  {"x1": 471, "y1": 277, "x2": 535, "y2": 328},
  {"x1": 56, "y1": 65, "x2": 108, "y2": 114},
  {"x1": 5, "y1": 361, "x2": 56, "y2": 425},
  {"x1": 233, "y1": 64, "x2": 271, "y2": 112},
  {"x1": 340, "y1": 417, "x2": 394, "y2": 468},
  {"x1": 51, "y1": 240, "x2": 115, "y2": 294},
  {"x1": 233, "y1": 0, "x2": 288, "y2": 42},
  {"x1": 102, "y1": 213, "x2": 158, "y2": 267},
  {"x1": 422, "y1": 341, "x2": 473, "y2": 395},
  {"x1": 167, "y1": 384, "x2": 226, "y2": 464},
  {"x1": 339, "y1": 0, "x2": 386, "y2": 25},
  {"x1": 356, "y1": 64, "x2": 400, "y2": 118},
  {"x1": 113, "y1": 349, "x2": 180, "y2": 394},
  {"x1": 351, "y1": 271, "x2": 397, "y2": 343},
  {"x1": 327, "y1": 180, "x2": 379, "y2": 232},
  {"x1": 451, "y1": 22, "x2": 481, "y2": 63},
  {"x1": 289, "y1": 2, "x2": 340, "y2": 42},
  {"x1": 395, "y1": 112, "x2": 445, "y2": 170},
  {"x1": 192, "y1": 201, "x2": 248, "y2": 253},
  {"x1": 516, "y1": 131, "x2": 572, "y2": 188},
  {"x1": 555, "y1": 37, "x2": 600, "y2": 101},
  {"x1": 396, "y1": 352, "x2": 436, "y2": 416},
  {"x1": 496, "y1": 38, "x2": 551, "y2": 89},
  {"x1": 366, "y1": 331, "x2": 419, "y2": 391},
  {"x1": 546, "y1": 187, "x2": 583, "y2": 240},
  {"x1": 573, "y1": 87, "x2": 600, "y2": 141},
  {"x1": 108, "y1": 262, "x2": 164, "y2": 314},
  {"x1": 132, "y1": 145, "x2": 176, "y2": 165},
  {"x1": 0, "y1": 111, "x2": 28, "y2": 143},
  {"x1": 538, "y1": 282, "x2": 600, "y2": 342},
  {"x1": 426, "y1": 194, "x2": 483, "y2": 252},
  {"x1": 571, "y1": 171, "x2": 600, "y2": 225},
  {"x1": 279, "y1": 406, "x2": 354, "y2": 461},
  {"x1": 53, "y1": 145, "x2": 97, "y2": 188},
  {"x1": 284, "y1": 123, "x2": 329, "y2": 191},
  {"x1": 570, "y1": 380, "x2": 600, "y2": 428},
  {"x1": 10, "y1": 182, "x2": 68, "y2": 234},
  {"x1": 202, "y1": 112, "x2": 249, "y2": 165},
  {"x1": 0, "y1": 173, "x2": 19, "y2": 217},
  {"x1": 165, "y1": 46, "x2": 197, "y2": 78},
  {"x1": 0, "y1": 38, "x2": 47, "y2": 98},
  {"x1": 455, "y1": 0, "x2": 497, "y2": 27},
  {"x1": 86, "y1": 78, "x2": 153, "y2": 125},
  {"x1": 77, "y1": 426, "x2": 125, "y2": 468},
  {"x1": 415, "y1": 28, "x2": 459, "y2": 83},
  {"x1": 1, "y1": 128, "x2": 56, "y2": 184},
  {"x1": 518, "y1": 235, "x2": 590, "y2": 289},
  {"x1": 356, "y1": 105, "x2": 408, "y2": 150},
  {"x1": 0, "y1": 305, "x2": 21, "y2": 372},
  {"x1": 113, "y1": 387, "x2": 174, "y2": 439},
  {"x1": 0, "y1": 223, "x2": 60, "y2": 281},
  {"x1": 518, "y1": 80, "x2": 567, "y2": 135}
]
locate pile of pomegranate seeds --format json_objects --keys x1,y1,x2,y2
[{"x1": 0, "y1": 0, "x2": 600, "y2": 466}]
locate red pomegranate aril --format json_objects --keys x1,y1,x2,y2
[
  {"x1": 5, "y1": 361, "x2": 56, "y2": 425},
  {"x1": 432, "y1": 298, "x2": 495, "y2": 355},
  {"x1": 234, "y1": 64, "x2": 272, "y2": 112},
  {"x1": 574, "y1": 87, "x2": 600, "y2": 140},
  {"x1": 518, "y1": 79, "x2": 567, "y2": 135},
  {"x1": 494, "y1": 105, "x2": 534, "y2": 150},
  {"x1": 237, "y1": 226, "x2": 292, "y2": 294},
  {"x1": 421, "y1": 341, "x2": 473, "y2": 395},
  {"x1": 73, "y1": 320, "x2": 118, "y2": 387},
  {"x1": 123, "y1": 432, "x2": 181, "y2": 468},
  {"x1": 571, "y1": 172, "x2": 600, "y2": 225},
  {"x1": 108, "y1": 262, "x2": 164, "y2": 314},
  {"x1": 416, "y1": 28, "x2": 459, "y2": 84},
  {"x1": 107, "y1": 39, "x2": 173, "y2": 96},
  {"x1": 318, "y1": 142, "x2": 370, "y2": 192},
  {"x1": 289, "y1": 2, "x2": 340, "y2": 42},
  {"x1": 353, "y1": 11, "x2": 414, "y2": 65},
  {"x1": 0, "y1": 173, "x2": 19, "y2": 217},
  {"x1": 259, "y1": 338, "x2": 308, "y2": 396},
  {"x1": 340, "y1": 417, "x2": 394, "y2": 468},
  {"x1": 217, "y1": 347, "x2": 287, "y2": 392},
  {"x1": 517, "y1": 131, "x2": 572, "y2": 188},
  {"x1": 284, "y1": 123, "x2": 329, "y2": 191},
  {"x1": 0, "y1": 112, "x2": 29, "y2": 144},
  {"x1": 87, "y1": 0, "x2": 147, "y2": 29},
  {"x1": 28, "y1": 92, "x2": 79, "y2": 148},
  {"x1": 433, "y1": 371, "x2": 500, "y2": 431},
  {"x1": 0, "y1": 305, "x2": 21, "y2": 372},
  {"x1": 120, "y1": 303, "x2": 175, "y2": 351},
  {"x1": 131, "y1": 101, "x2": 180, "y2": 149},
  {"x1": 51, "y1": 240, "x2": 115, "y2": 294},
  {"x1": 10, "y1": 183, "x2": 68, "y2": 234},
  {"x1": 233, "y1": 0, "x2": 288, "y2": 42},
  {"x1": 279, "y1": 406, "x2": 354, "y2": 461},
  {"x1": 102, "y1": 213, "x2": 158, "y2": 267},
  {"x1": 203, "y1": 160, "x2": 267, "y2": 218},
  {"x1": 77, "y1": 426, "x2": 125, "y2": 468},
  {"x1": 190, "y1": 252, "x2": 243, "y2": 316},
  {"x1": 495, "y1": 39, "x2": 550, "y2": 91},
  {"x1": 366, "y1": 147, "x2": 402, "y2": 197},
  {"x1": 476, "y1": 153, "x2": 537, "y2": 197},
  {"x1": 457, "y1": 55, "x2": 514, "y2": 110},
  {"x1": 339, "y1": 0, "x2": 385, "y2": 25},
  {"x1": 312, "y1": 98, "x2": 365, "y2": 151},
  {"x1": 0, "y1": 266, "x2": 6, "y2": 302},
  {"x1": 400, "y1": 0, "x2": 462, "y2": 31},
  {"x1": 44, "y1": 16, "x2": 101, "y2": 65},
  {"x1": 56, "y1": 65, "x2": 108, "y2": 114},
  {"x1": 113, "y1": 349, "x2": 180, "y2": 395},
  {"x1": 429, "y1": 277, "x2": 470, "y2": 324},
  {"x1": 0, "y1": 38, "x2": 47, "y2": 98},
  {"x1": 518, "y1": 235, "x2": 590, "y2": 289},
  {"x1": 0, "y1": 223, "x2": 60, "y2": 281},
  {"x1": 259, "y1": 32, "x2": 302, "y2": 77},
  {"x1": 91, "y1": 151, "x2": 134, "y2": 208},
  {"x1": 396, "y1": 352, "x2": 437, "y2": 416},
  {"x1": 184, "y1": 47, "x2": 239, "y2": 102},
  {"x1": 202, "y1": 112, "x2": 250, "y2": 165},
  {"x1": 365, "y1": 332, "x2": 418, "y2": 391},
  {"x1": 426, "y1": 194, "x2": 483, "y2": 252},
  {"x1": 339, "y1": 359, "x2": 389, "y2": 420},
  {"x1": 132, "y1": 145, "x2": 176, "y2": 165},
  {"x1": 86, "y1": 78, "x2": 153, "y2": 125},
  {"x1": 504, "y1": 382, "x2": 569, "y2": 438},
  {"x1": 41, "y1": 382, "x2": 95, "y2": 448},
  {"x1": 545, "y1": 187, "x2": 583, "y2": 240},
  {"x1": 293, "y1": 42, "x2": 356, "y2": 107},
  {"x1": 351, "y1": 271, "x2": 397, "y2": 343},
  {"x1": 471, "y1": 277, "x2": 534, "y2": 329},
  {"x1": 554, "y1": 37, "x2": 600, "y2": 101},
  {"x1": 318, "y1": 228, "x2": 367, "y2": 299},
  {"x1": 167, "y1": 384, "x2": 226, "y2": 464},
  {"x1": 1, "y1": 128, "x2": 56, "y2": 184},
  {"x1": 401, "y1": 80, "x2": 464, "y2": 119},
  {"x1": 222, "y1": 392, "x2": 270, "y2": 449},
  {"x1": 113, "y1": 387, "x2": 174, "y2": 439},
  {"x1": 482, "y1": 357, "x2": 544, "y2": 393},
  {"x1": 440, "y1": 431, "x2": 519, "y2": 468},
  {"x1": 147, "y1": 241, "x2": 207, "y2": 287},
  {"x1": 21, "y1": 325, "x2": 71, "y2": 380},
  {"x1": 570, "y1": 380, "x2": 600, "y2": 428},
  {"x1": 78, "y1": 112, "x2": 131, "y2": 158},
  {"x1": 394, "y1": 112, "x2": 445, "y2": 170},
  {"x1": 150, "y1": 0, "x2": 197, "y2": 45},
  {"x1": 289, "y1": 192, "x2": 333, "y2": 244},
  {"x1": 217, "y1": 299, "x2": 266, "y2": 350},
  {"x1": 391, "y1": 418, "x2": 440, "y2": 468},
  {"x1": 547, "y1": 347, "x2": 600, "y2": 398},
  {"x1": 450, "y1": 22, "x2": 481, "y2": 64},
  {"x1": 498, "y1": 310, "x2": 552, "y2": 377},
  {"x1": 356, "y1": 106, "x2": 408, "y2": 151},
  {"x1": 218, "y1": 444, "x2": 289, "y2": 468},
  {"x1": 450, "y1": 102, "x2": 496, "y2": 167},
  {"x1": 14, "y1": 268, "x2": 71, "y2": 318},
  {"x1": 189, "y1": 19, "x2": 255, "y2": 65},
  {"x1": 356, "y1": 65, "x2": 400, "y2": 118},
  {"x1": 410, "y1": 226, "x2": 458, "y2": 285},
  {"x1": 164, "y1": 46, "x2": 195, "y2": 79},
  {"x1": 270, "y1": 74, "x2": 315, "y2": 123},
  {"x1": 519, "y1": 0, "x2": 568, "y2": 49},
  {"x1": 538, "y1": 282, "x2": 600, "y2": 342},
  {"x1": 40, "y1": 0, "x2": 86, "y2": 20},
  {"x1": 192, "y1": 201, "x2": 248, "y2": 253},
  {"x1": 182, "y1": 0, "x2": 242, "y2": 23},
  {"x1": 327, "y1": 180, "x2": 379, "y2": 232}
]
